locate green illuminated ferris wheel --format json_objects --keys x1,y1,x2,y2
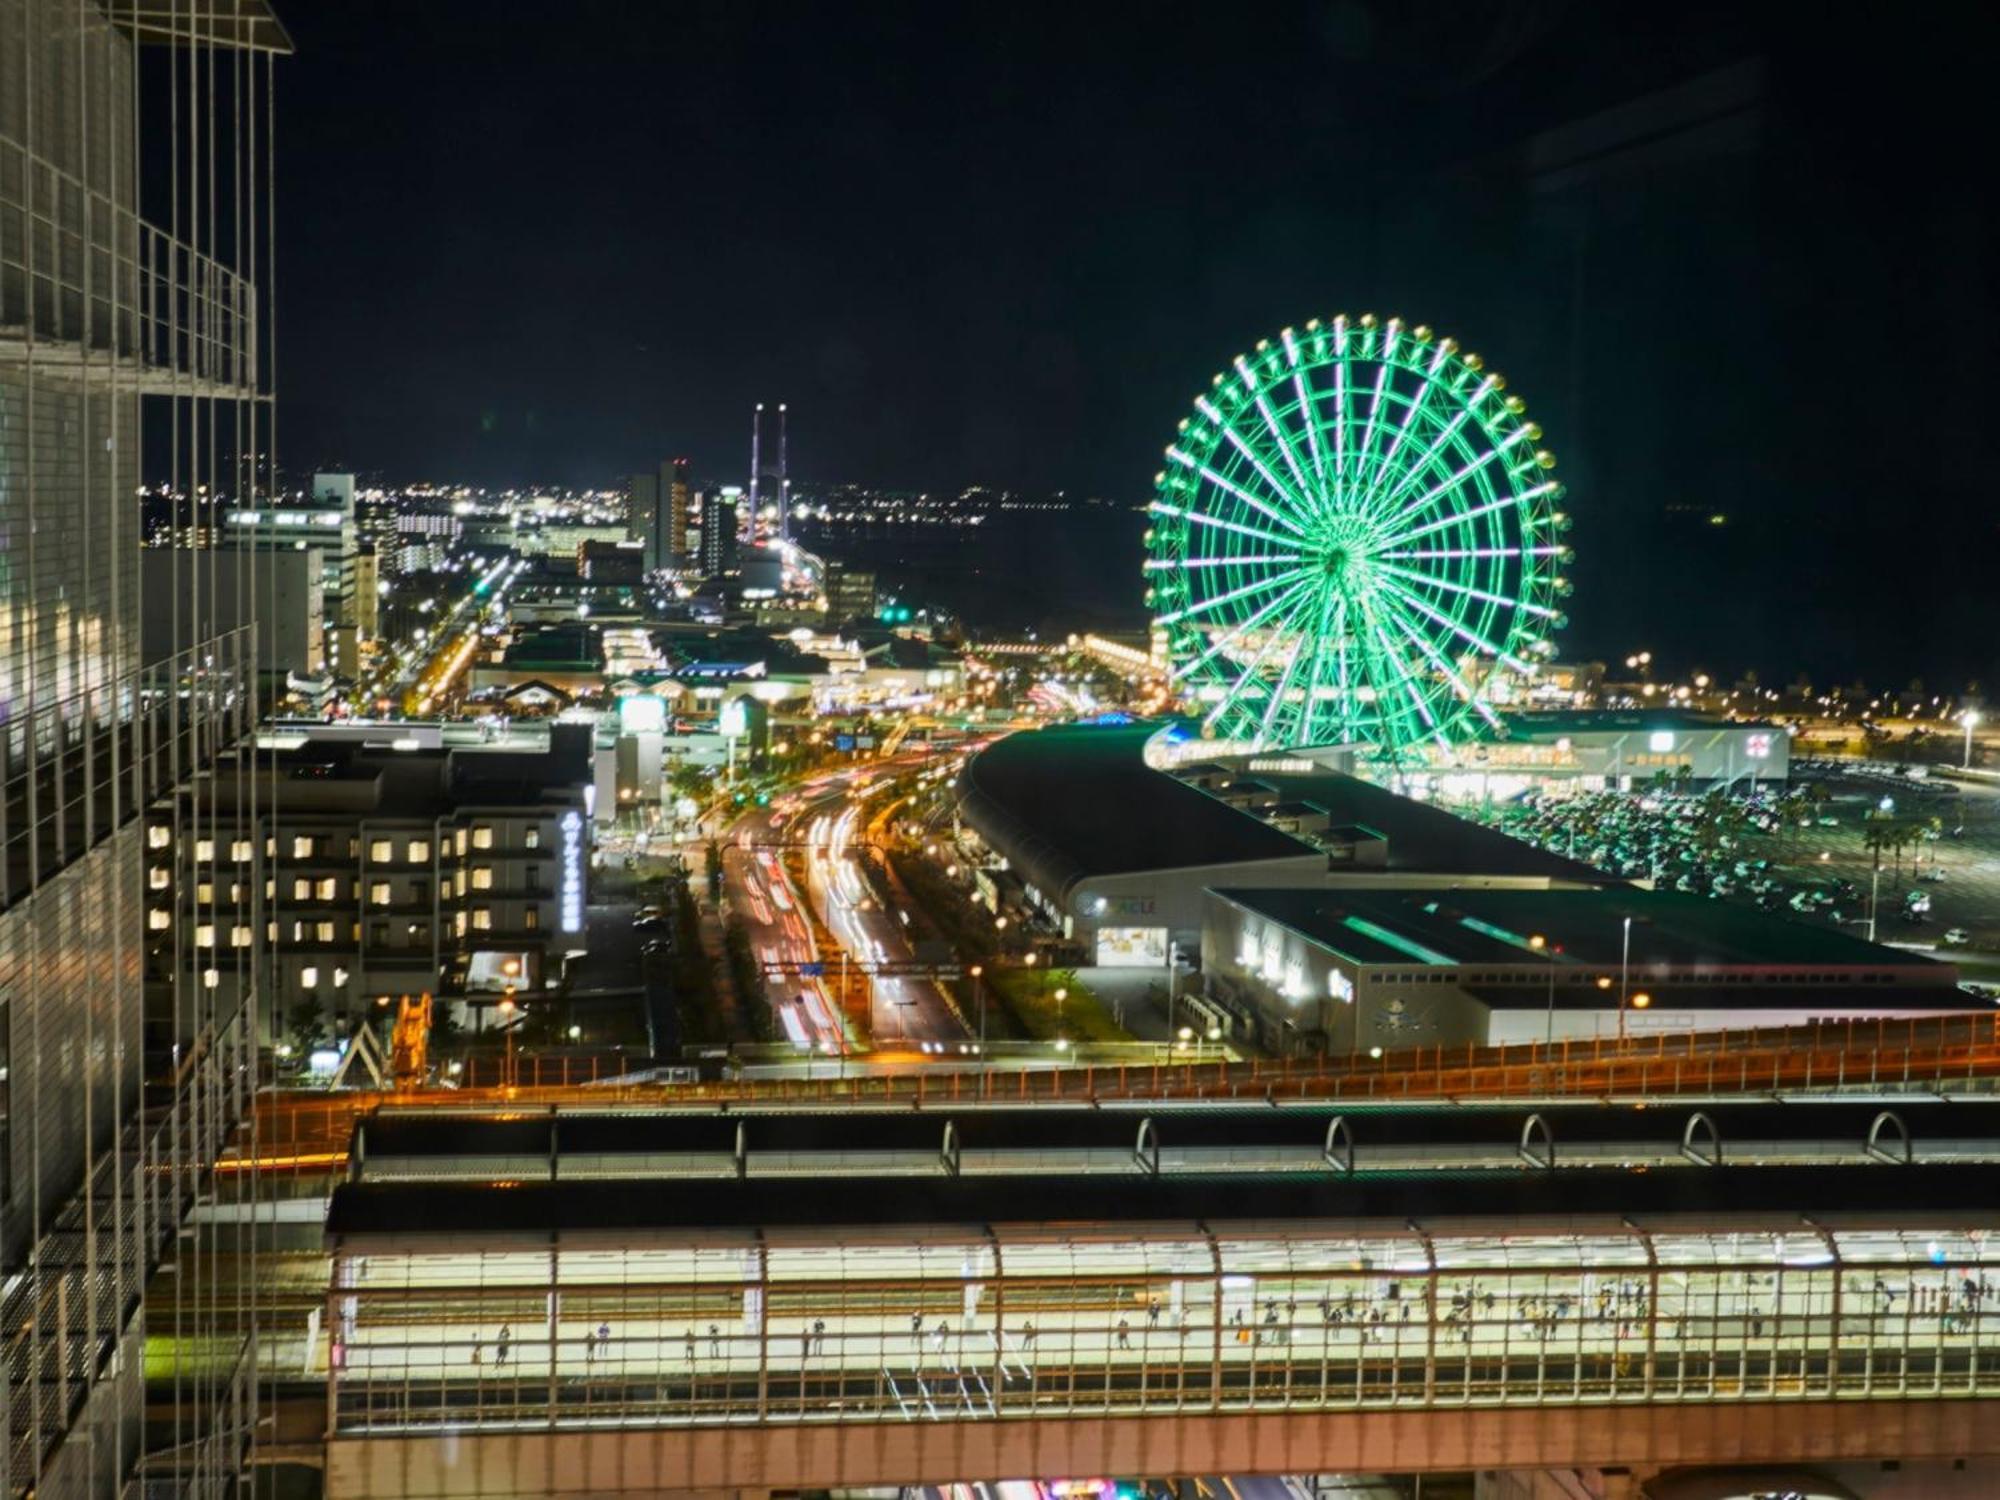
[{"x1": 1145, "y1": 313, "x2": 1573, "y2": 760}]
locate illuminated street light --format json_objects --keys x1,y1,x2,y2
[{"x1": 1963, "y1": 708, "x2": 1982, "y2": 770}]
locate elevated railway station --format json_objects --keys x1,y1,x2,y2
[
  {"x1": 347, "y1": 1098, "x2": 2000, "y2": 1182},
  {"x1": 320, "y1": 1100, "x2": 2000, "y2": 1498}
]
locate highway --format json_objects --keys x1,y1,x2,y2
[{"x1": 720, "y1": 754, "x2": 969, "y2": 1056}]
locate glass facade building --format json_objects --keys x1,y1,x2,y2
[{"x1": 1, "y1": 1, "x2": 284, "y2": 1495}]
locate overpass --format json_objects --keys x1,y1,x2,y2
[{"x1": 314, "y1": 1100, "x2": 2000, "y2": 1498}]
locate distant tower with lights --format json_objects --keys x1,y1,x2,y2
[
  {"x1": 777, "y1": 402, "x2": 790, "y2": 541},
  {"x1": 748, "y1": 400, "x2": 788, "y2": 541}
]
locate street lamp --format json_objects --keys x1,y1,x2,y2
[
  {"x1": 1529, "y1": 934, "x2": 1558, "y2": 1046},
  {"x1": 1054, "y1": 985, "x2": 1068, "y2": 1035},
  {"x1": 1616, "y1": 915, "x2": 1633, "y2": 1042},
  {"x1": 1962, "y1": 709, "x2": 1981, "y2": 770},
  {"x1": 498, "y1": 987, "x2": 517, "y2": 1089},
  {"x1": 969, "y1": 963, "x2": 986, "y2": 1048}
]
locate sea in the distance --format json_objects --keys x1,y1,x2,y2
[{"x1": 796, "y1": 501, "x2": 1150, "y2": 637}]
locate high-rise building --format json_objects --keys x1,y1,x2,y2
[
  {"x1": 700, "y1": 487, "x2": 741, "y2": 578},
  {"x1": 629, "y1": 459, "x2": 691, "y2": 572},
  {"x1": 0, "y1": 2, "x2": 288, "y2": 1497},
  {"x1": 626, "y1": 470, "x2": 659, "y2": 553},
  {"x1": 666, "y1": 455, "x2": 691, "y2": 563},
  {"x1": 824, "y1": 560, "x2": 879, "y2": 625},
  {"x1": 222, "y1": 471, "x2": 366, "y2": 676}
]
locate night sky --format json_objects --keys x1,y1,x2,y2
[{"x1": 275, "y1": 1, "x2": 1997, "y2": 689}]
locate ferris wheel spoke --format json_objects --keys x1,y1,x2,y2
[
  {"x1": 1146, "y1": 552, "x2": 1301, "y2": 573},
  {"x1": 1233, "y1": 357, "x2": 1317, "y2": 507},
  {"x1": 1255, "y1": 600, "x2": 1321, "y2": 745},
  {"x1": 1386, "y1": 585, "x2": 1533, "y2": 675},
  {"x1": 1360, "y1": 600, "x2": 1443, "y2": 743},
  {"x1": 1201, "y1": 601, "x2": 1301, "y2": 735},
  {"x1": 1280, "y1": 328, "x2": 1328, "y2": 487},
  {"x1": 1331, "y1": 355, "x2": 1351, "y2": 486},
  {"x1": 1351, "y1": 601, "x2": 1430, "y2": 755},
  {"x1": 1152, "y1": 500, "x2": 1302, "y2": 552},
  {"x1": 1349, "y1": 359, "x2": 1395, "y2": 503},
  {"x1": 1381, "y1": 481, "x2": 1557, "y2": 551},
  {"x1": 1167, "y1": 575, "x2": 1316, "y2": 682},
  {"x1": 1212, "y1": 414, "x2": 1315, "y2": 525},
  {"x1": 1377, "y1": 544, "x2": 1562, "y2": 562},
  {"x1": 1364, "y1": 371, "x2": 1447, "y2": 509},
  {"x1": 1166, "y1": 446, "x2": 1308, "y2": 538},
  {"x1": 1288, "y1": 586, "x2": 1348, "y2": 746},
  {"x1": 1373, "y1": 588, "x2": 1504, "y2": 729},
  {"x1": 1366, "y1": 376, "x2": 1497, "y2": 517},
  {"x1": 1375, "y1": 429, "x2": 1538, "y2": 539},
  {"x1": 1374, "y1": 560, "x2": 1564, "y2": 619},
  {"x1": 1157, "y1": 565, "x2": 1307, "y2": 628}
]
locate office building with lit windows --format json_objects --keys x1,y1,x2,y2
[
  {"x1": 143, "y1": 728, "x2": 593, "y2": 1038},
  {"x1": 1, "y1": 0, "x2": 288, "y2": 1495}
]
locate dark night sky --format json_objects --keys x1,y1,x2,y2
[{"x1": 273, "y1": 1, "x2": 1998, "y2": 689}]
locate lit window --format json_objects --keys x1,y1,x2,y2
[
  {"x1": 454, "y1": 911, "x2": 468, "y2": 937},
  {"x1": 471, "y1": 867, "x2": 494, "y2": 891},
  {"x1": 147, "y1": 825, "x2": 171, "y2": 850},
  {"x1": 194, "y1": 839, "x2": 215, "y2": 862},
  {"x1": 231, "y1": 839, "x2": 253, "y2": 862},
  {"x1": 472, "y1": 826, "x2": 494, "y2": 850},
  {"x1": 195, "y1": 882, "x2": 215, "y2": 903},
  {"x1": 316, "y1": 877, "x2": 337, "y2": 901},
  {"x1": 292, "y1": 835, "x2": 313, "y2": 859},
  {"x1": 408, "y1": 840, "x2": 430, "y2": 863},
  {"x1": 455, "y1": 829, "x2": 468, "y2": 855},
  {"x1": 332, "y1": 967, "x2": 349, "y2": 987},
  {"x1": 291, "y1": 920, "x2": 307, "y2": 941},
  {"x1": 147, "y1": 909, "x2": 170, "y2": 931},
  {"x1": 315, "y1": 921, "x2": 335, "y2": 942},
  {"x1": 370, "y1": 881, "x2": 391, "y2": 906},
  {"x1": 194, "y1": 924, "x2": 216, "y2": 947},
  {"x1": 231, "y1": 925, "x2": 252, "y2": 948},
  {"x1": 293, "y1": 877, "x2": 311, "y2": 901},
  {"x1": 264, "y1": 836, "x2": 276, "y2": 856},
  {"x1": 472, "y1": 907, "x2": 493, "y2": 931},
  {"x1": 301, "y1": 966, "x2": 319, "y2": 988},
  {"x1": 523, "y1": 827, "x2": 540, "y2": 850},
  {"x1": 369, "y1": 839, "x2": 393, "y2": 863},
  {"x1": 149, "y1": 868, "x2": 170, "y2": 891},
  {"x1": 202, "y1": 968, "x2": 220, "y2": 989},
  {"x1": 523, "y1": 907, "x2": 539, "y2": 930}
]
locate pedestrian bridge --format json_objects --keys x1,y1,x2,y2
[{"x1": 318, "y1": 1101, "x2": 2000, "y2": 1498}]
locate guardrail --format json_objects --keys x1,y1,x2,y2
[{"x1": 240, "y1": 1013, "x2": 2000, "y2": 1171}]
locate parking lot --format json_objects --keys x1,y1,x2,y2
[{"x1": 1465, "y1": 762, "x2": 2000, "y2": 969}]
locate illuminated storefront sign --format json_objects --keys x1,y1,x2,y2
[
  {"x1": 1096, "y1": 925, "x2": 1167, "y2": 968},
  {"x1": 560, "y1": 811, "x2": 584, "y2": 933}
]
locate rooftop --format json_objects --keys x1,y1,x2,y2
[
  {"x1": 1496, "y1": 709, "x2": 1779, "y2": 736},
  {"x1": 1212, "y1": 885, "x2": 1953, "y2": 974},
  {"x1": 326, "y1": 1161, "x2": 2000, "y2": 1243},
  {"x1": 1209, "y1": 765, "x2": 1608, "y2": 883},
  {"x1": 201, "y1": 729, "x2": 594, "y2": 820},
  {"x1": 958, "y1": 724, "x2": 1322, "y2": 896}
]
